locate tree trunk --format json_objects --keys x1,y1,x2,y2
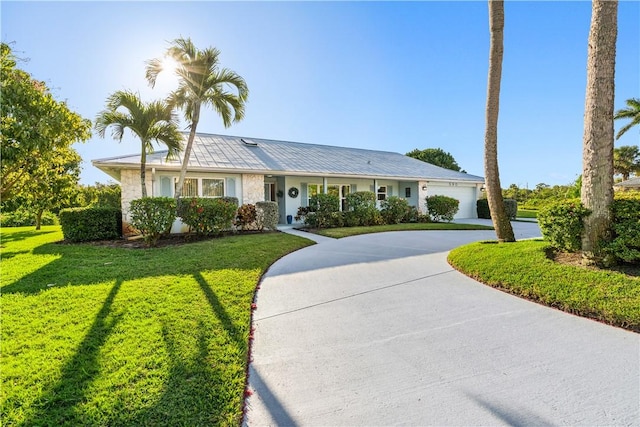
[
  {"x1": 140, "y1": 147, "x2": 148, "y2": 198},
  {"x1": 174, "y1": 103, "x2": 201, "y2": 201},
  {"x1": 581, "y1": 0, "x2": 617, "y2": 265},
  {"x1": 35, "y1": 209, "x2": 43, "y2": 230},
  {"x1": 484, "y1": 0, "x2": 515, "y2": 243}
]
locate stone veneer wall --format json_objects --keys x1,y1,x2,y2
[
  {"x1": 120, "y1": 169, "x2": 153, "y2": 222},
  {"x1": 242, "y1": 174, "x2": 265, "y2": 205},
  {"x1": 418, "y1": 180, "x2": 428, "y2": 214}
]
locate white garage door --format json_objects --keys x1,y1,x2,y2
[{"x1": 427, "y1": 184, "x2": 478, "y2": 219}]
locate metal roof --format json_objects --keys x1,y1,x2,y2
[
  {"x1": 93, "y1": 133, "x2": 484, "y2": 183},
  {"x1": 614, "y1": 177, "x2": 640, "y2": 188}
]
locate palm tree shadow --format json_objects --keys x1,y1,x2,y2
[{"x1": 21, "y1": 279, "x2": 123, "y2": 426}]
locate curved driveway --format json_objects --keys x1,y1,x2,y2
[{"x1": 245, "y1": 221, "x2": 639, "y2": 426}]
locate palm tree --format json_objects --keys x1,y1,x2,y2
[
  {"x1": 614, "y1": 98, "x2": 640, "y2": 140},
  {"x1": 145, "y1": 37, "x2": 249, "y2": 200},
  {"x1": 580, "y1": 0, "x2": 618, "y2": 265},
  {"x1": 613, "y1": 145, "x2": 640, "y2": 181},
  {"x1": 95, "y1": 90, "x2": 183, "y2": 197},
  {"x1": 483, "y1": 0, "x2": 515, "y2": 242}
]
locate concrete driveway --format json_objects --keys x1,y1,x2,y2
[{"x1": 244, "y1": 221, "x2": 639, "y2": 426}]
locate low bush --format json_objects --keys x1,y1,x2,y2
[
  {"x1": 255, "y1": 201, "x2": 279, "y2": 231},
  {"x1": 426, "y1": 195, "x2": 459, "y2": 222},
  {"x1": 477, "y1": 198, "x2": 517, "y2": 220},
  {"x1": 308, "y1": 193, "x2": 340, "y2": 229},
  {"x1": 129, "y1": 197, "x2": 176, "y2": 246},
  {"x1": 344, "y1": 192, "x2": 379, "y2": 226},
  {"x1": 236, "y1": 204, "x2": 257, "y2": 231},
  {"x1": 59, "y1": 207, "x2": 122, "y2": 242},
  {"x1": 380, "y1": 196, "x2": 410, "y2": 225},
  {"x1": 178, "y1": 197, "x2": 238, "y2": 236},
  {"x1": 605, "y1": 194, "x2": 640, "y2": 264},
  {"x1": 538, "y1": 199, "x2": 590, "y2": 252},
  {"x1": 1, "y1": 210, "x2": 58, "y2": 227}
]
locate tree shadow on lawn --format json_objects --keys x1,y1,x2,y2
[
  {"x1": 15, "y1": 272, "x2": 251, "y2": 425},
  {"x1": 0, "y1": 229, "x2": 57, "y2": 245},
  {"x1": 1, "y1": 238, "x2": 247, "y2": 295}
]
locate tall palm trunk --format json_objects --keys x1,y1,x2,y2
[
  {"x1": 174, "y1": 103, "x2": 201, "y2": 200},
  {"x1": 140, "y1": 148, "x2": 148, "y2": 198},
  {"x1": 484, "y1": 0, "x2": 515, "y2": 243},
  {"x1": 580, "y1": 0, "x2": 617, "y2": 265}
]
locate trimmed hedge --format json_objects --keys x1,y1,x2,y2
[
  {"x1": 59, "y1": 207, "x2": 122, "y2": 242},
  {"x1": 344, "y1": 191, "x2": 380, "y2": 226},
  {"x1": 426, "y1": 195, "x2": 459, "y2": 222},
  {"x1": 605, "y1": 194, "x2": 640, "y2": 264},
  {"x1": 307, "y1": 193, "x2": 340, "y2": 229},
  {"x1": 129, "y1": 197, "x2": 176, "y2": 246},
  {"x1": 477, "y1": 198, "x2": 518, "y2": 220},
  {"x1": 380, "y1": 196, "x2": 410, "y2": 225},
  {"x1": 538, "y1": 199, "x2": 590, "y2": 252},
  {"x1": 255, "y1": 201, "x2": 279, "y2": 231},
  {"x1": 178, "y1": 197, "x2": 238, "y2": 236}
]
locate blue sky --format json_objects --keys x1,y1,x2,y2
[{"x1": 2, "y1": 1, "x2": 638, "y2": 188}]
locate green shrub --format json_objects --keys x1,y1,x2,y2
[
  {"x1": 1, "y1": 210, "x2": 58, "y2": 227},
  {"x1": 426, "y1": 195, "x2": 459, "y2": 222},
  {"x1": 308, "y1": 193, "x2": 340, "y2": 229},
  {"x1": 344, "y1": 191, "x2": 379, "y2": 226},
  {"x1": 403, "y1": 205, "x2": 420, "y2": 223},
  {"x1": 178, "y1": 197, "x2": 238, "y2": 236},
  {"x1": 59, "y1": 207, "x2": 122, "y2": 242},
  {"x1": 504, "y1": 199, "x2": 518, "y2": 220},
  {"x1": 380, "y1": 196, "x2": 410, "y2": 224},
  {"x1": 128, "y1": 197, "x2": 176, "y2": 246},
  {"x1": 605, "y1": 195, "x2": 640, "y2": 264},
  {"x1": 538, "y1": 200, "x2": 590, "y2": 252},
  {"x1": 256, "y1": 201, "x2": 279, "y2": 231},
  {"x1": 477, "y1": 198, "x2": 517, "y2": 220},
  {"x1": 236, "y1": 204, "x2": 257, "y2": 231}
]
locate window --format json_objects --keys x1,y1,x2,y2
[
  {"x1": 307, "y1": 184, "x2": 350, "y2": 211},
  {"x1": 405, "y1": 187, "x2": 411, "y2": 198},
  {"x1": 181, "y1": 178, "x2": 198, "y2": 197},
  {"x1": 264, "y1": 182, "x2": 276, "y2": 201},
  {"x1": 377, "y1": 186, "x2": 387, "y2": 201},
  {"x1": 174, "y1": 177, "x2": 224, "y2": 198},
  {"x1": 202, "y1": 179, "x2": 224, "y2": 197}
]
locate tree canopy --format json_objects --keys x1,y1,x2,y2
[
  {"x1": 613, "y1": 145, "x2": 640, "y2": 181},
  {"x1": 1, "y1": 42, "x2": 91, "y2": 201},
  {"x1": 613, "y1": 97, "x2": 640, "y2": 140},
  {"x1": 406, "y1": 148, "x2": 465, "y2": 172}
]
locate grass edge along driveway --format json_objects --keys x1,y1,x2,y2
[
  {"x1": 314, "y1": 222, "x2": 493, "y2": 239},
  {"x1": 1, "y1": 226, "x2": 312, "y2": 426},
  {"x1": 448, "y1": 239, "x2": 640, "y2": 332}
]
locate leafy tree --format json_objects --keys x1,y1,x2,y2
[
  {"x1": 581, "y1": 0, "x2": 618, "y2": 265},
  {"x1": 23, "y1": 147, "x2": 82, "y2": 229},
  {"x1": 483, "y1": 0, "x2": 515, "y2": 242},
  {"x1": 406, "y1": 148, "x2": 465, "y2": 172},
  {"x1": 1, "y1": 42, "x2": 91, "y2": 201},
  {"x1": 613, "y1": 145, "x2": 640, "y2": 181},
  {"x1": 75, "y1": 182, "x2": 122, "y2": 209},
  {"x1": 613, "y1": 98, "x2": 640, "y2": 140},
  {"x1": 146, "y1": 37, "x2": 249, "y2": 200},
  {"x1": 95, "y1": 90, "x2": 183, "y2": 198}
]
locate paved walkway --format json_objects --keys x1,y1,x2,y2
[{"x1": 245, "y1": 221, "x2": 639, "y2": 426}]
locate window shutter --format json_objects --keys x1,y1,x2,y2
[
  {"x1": 301, "y1": 183, "x2": 308, "y2": 207},
  {"x1": 226, "y1": 178, "x2": 236, "y2": 197},
  {"x1": 160, "y1": 177, "x2": 172, "y2": 197},
  {"x1": 370, "y1": 185, "x2": 375, "y2": 192},
  {"x1": 388, "y1": 186, "x2": 393, "y2": 196},
  {"x1": 351, "y1": 184, "x2": 357, "y2": 192}
]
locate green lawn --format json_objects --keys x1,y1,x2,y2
[
  {"x1": 516, "y1": 209, "x2": 538, "y2": 219},
  {"x1": 448, "y1": 240, "x2": 640, "y2": 332},
  {"x1": 1, "y1": 226, "x2": 312, "y2": 426},
  {"x1": 314, "y1": 222, "x2": 494, "y2": 238}
]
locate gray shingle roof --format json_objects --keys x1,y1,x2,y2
[
  {"x1": 93, "y1": 133, "x2": 484, "y2": 182},
  {"x1": 614, "y1": 177, "x2": 640, "y2": 188}
]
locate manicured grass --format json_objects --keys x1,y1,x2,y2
[
  {"x1": 448, "y1": 239, "x2": 640, "y2": 332},
  {"x1": 516, "y1": 209, "x2": 538, "y2": 219},
  {"x1": 313, "y1": 222, "x2": 494, "y2": 239},
  {"x1": 1, "y1": 226, "x2": 312, "y2": 426}
]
